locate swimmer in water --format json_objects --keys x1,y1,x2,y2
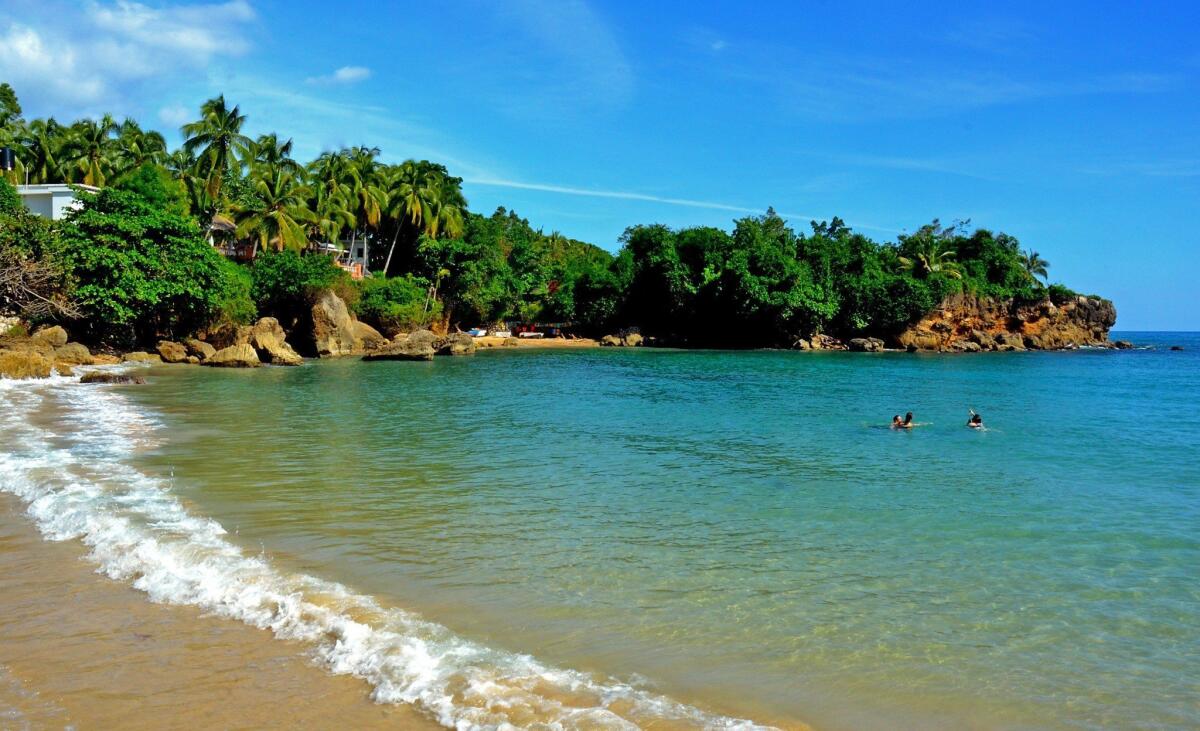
[
  {"x1": 967, "y1": 409, "x2": 983, "y2": 428},
  {"x1": 900, "y1": 412, "x2": 914, "y2": 429},
  {"x1": 891, "y1": 415, "x2": 903, "y2": 428}
]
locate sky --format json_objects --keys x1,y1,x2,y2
[{"x1": 1, "y1": 0, "x2": 1197, "y2": 329}]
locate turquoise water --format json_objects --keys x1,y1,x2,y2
[{"x1": 83, "y1": 334, "x2": 1200, "y2": 728}]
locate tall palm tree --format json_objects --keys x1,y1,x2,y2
[
  {"x1": 18, "y1": 118, "x2": 65, "y2": 184},
  {"x1": 307, "y1": 181, "x2": 355, "y2": 244},
  {"x1": 1021, "y1": 249, "x2": 1050, "y2": 285},
  {"x1": 113, "y1": 119, "x2": 167, "y2": 179},
  {"x1": 181, "y1": 95, "x2": 250, "y2": 202},
  {"x1": 245, "y1": 133, "x2": 301, "y2": 177},
  {"x1": 63, "y1": 115, "x2": 119, "y2": 186},
  {"x1": 234, "y1": 171, "x2": 314, "y2": 256}
]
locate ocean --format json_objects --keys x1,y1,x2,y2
[{"x1": 1, "y1": 332, "x2": 1197, "y2": 729}]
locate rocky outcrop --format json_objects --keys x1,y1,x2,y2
[
  {"x1": 311, "y1": 291, "x2": 360, "y2": 357},
  {"x1": 202, "y1": 343, "x2": 261, "y2": 368},
  {"x1": 600, "y1": 332, "x2": 644, "y2": 347},
  {"x1": 794, "y1": 334, "x2": 847, "y2": 351},
  {"x1": 362, "y1": 331, "x2": 436, "y2": 361},
  {"x1": 848, "y1": 337, "x2": 886, "y2": 352},
  {"x1": 437, "y1": 332, "x2": 476, "y2": 356},
  {"x1": 157, "y1": 340, "x2": 189, "y2": 363},
  {"x1": 248, "y1": 317, "x2": 303, "y2": 366},
  {"x1": 897, "y1": 293, "x2": 1116, "y2": 352},
  {"x1": 80, "y1": 372, "x2": 147, "y2": 385},
  {"x1": 183, "y1": 338, "x2": 216, "y2": 361},
  {"x1": 0, "y1": 349, "x2": 53, "y2": 379}
]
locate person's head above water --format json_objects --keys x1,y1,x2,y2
[
  {"x1": 904, "y1": 412, "x2": 913, "y2": 424},
  {"x1": 892, "y1": 415, "x2": 902, "y2": 424}
]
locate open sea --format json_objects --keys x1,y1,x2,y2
[{"x1": 1, "y1": 332, "x2": 1197, "y2": 730}]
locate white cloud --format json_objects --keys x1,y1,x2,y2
[
  {"x1": 305, "y1": 65, "x2": 372, "y2": 86},
  {"x1": 158, "y1": 103, "x2": 191, "y2": 127},
  {"x1": 0, "y1": 1, "x2": 256, "y2": 109}
]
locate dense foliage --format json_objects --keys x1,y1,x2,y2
[{"x1": 0, "y1": 83, "x2": 1082, "y2": 348}]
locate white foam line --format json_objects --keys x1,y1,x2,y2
[{"x1": 0, "y1": 378, "x2": 773, "y2": 730}]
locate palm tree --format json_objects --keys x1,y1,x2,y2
[
  {"x1": 1021, "y1": 249, "x2": 1050, "y2": 285},
  {"x1": 234, "y1": 171, "x2": 314, "y2": 256},
  {"x1": 245, "y1": 133, "x2": 300, "y2": 177},
  {"x1": 63, "y1": 115, "x2": 119, "y2": 186},
  {"x1": 898, "y1": 235, "x2": 963, "y2": 279},
  {"x1": 113, "y1": 119, "x2": 167, "y2": 179},
  {"x1": 307, "y1": 182, "x2": 355, "y2": 244},
  {"x1": 181, "y1": 95, "x2": 251, "y2": 202},
  {"x1": 18, "y1": 118, "x2": 65, "y2": 184}
]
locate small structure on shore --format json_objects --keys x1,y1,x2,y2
[{"x1": 15, "y1": 184, "x2": 99, "y2": 220}]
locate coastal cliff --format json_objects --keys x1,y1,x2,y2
[{"x1": 896, "y1": 293, "x2": 1117, "y2": 352}]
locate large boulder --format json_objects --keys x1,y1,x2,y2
[
  {"x1": 362, "y1": 335, "x2": 436, "y2": 361},
  {"x1": 183, "y1": 338, "x2": 216, "y2": 360},
  {"x1": 249, "y1": 317, "x2": 303, "y2": 366},
  {"x1": 30, "y1": 325, "x2": 68, "y2": 348},
  {"x1": 624, "y1": 332, "x2": 644, "y2": 347},
  {"x1": 123, "y1": 351, "x2": 162, "y2": 363},
  {"x1": 351, "y1": 320, "x2": 388, "y2": 352},
  {"x1": 848, "y1": 337, "x2": 885, "y2": 352},
  {"x1": 0, "y1": 349, "x2": 53, "y2": 379},
  {"x1": 157, "y1": 340, "x2": 189, "y2": 363},
  {"x1": 206, "y1": 323, "x2": 252, "y2": 350},
  {"x1": 202, "y1": 343, "x2": 261, "y2": 368},
  {"x1": 600, "y1": 335, "x2": 622, "y2": 347},
  {"x1": 406, "y1": 329, "x2": 438, "y2": 351},
  {"x1": 311, "y1": 290, "x2": 359, "y2": 357},
  {"x1": 54, "y1": 342, "x2": 94, "y2": 365},
  {"x1": 437, "y1": 332, "x2": 476, "y2": 356}
]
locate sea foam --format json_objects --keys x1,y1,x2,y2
[{"x1": 0, "y1": 375, "x2": 769, "y2": 730}]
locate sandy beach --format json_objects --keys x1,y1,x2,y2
[
  {"x1": 472, "y1": 335, "x2": 601, "y2": 349},
  {"x1": 0, "y1": 492, "x2": 440, "y2": 730}
]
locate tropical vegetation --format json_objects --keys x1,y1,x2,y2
[{"x1": 0, "y1": 83, "x2": 1080, "y2": 349}]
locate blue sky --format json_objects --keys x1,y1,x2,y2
[{"x1": 1, "y1": 0, "x2": 1197, "y2": 329}]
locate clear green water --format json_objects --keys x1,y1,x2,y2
[{"x1": 125, "y1": 334, "x2": 1199, "y2": 730}]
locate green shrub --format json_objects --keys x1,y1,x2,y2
[
  {"x1": 0, "y1": 179, "x2": 20, "y2": 215},
  {"x1": 1047, "y1": 283, "x2": 1078, "y2": 305},
  {"x1": 214, "y1": 258, "x2": 256, "y2": 325},
  {"x1": 59, "y1": 187, "x2": 230, "y2": 345},
  {"x1": 353, "y1": 275, "x2": 437, "y2": 334},
  {"x1": 250, "y1": 250, "x2": 350, "y2": 325}
]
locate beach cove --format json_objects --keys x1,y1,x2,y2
[{"x1": 3, "y1": 336, "x2": 1198, "y2": 730}]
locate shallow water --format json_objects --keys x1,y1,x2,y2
[{"x1": 3, "y1": 333, "x2": 1198, "y2": 729}]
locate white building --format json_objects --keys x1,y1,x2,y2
[{"x1": 15, "y1": 184, "x2": 99, "y2": 220}]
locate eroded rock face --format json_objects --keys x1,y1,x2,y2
[
  {"x1": 311, "y1": 291, "x2": 359, "y2": 357},
  {"x1": 157, "y1": 340, "x2": 189, "y2": 363},
  {"x1": 849, "y1": 337, "x2": 885, "y2": 352},
  {"x1": 362, "y1": 333, "x2": 436, "y2": 361},
  {"x1": 249, "y1": 318, "x2": 303, "y2": 366},
  {"x1": 202, "y1": 343, "x2": 261, "y2": 368},
  {"x1": 0, "y1": 350, "x2": 53, "y2": 379},
  {"x1": 897, "y1": 293, "x2": 1116, "y2": 352},
  {"x1": 123, "y1": 351, "x2": 162, "y2": 363}
]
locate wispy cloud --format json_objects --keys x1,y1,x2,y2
[
  {"x1": 305, "y1": 65, "x2": 372, "y2": 86},
  {"x1": 463, "y1": 177, "x2": 897, "y2": 232},
  {"x1": 943, "y1": 17, "x2": 1040, "y2": 53}
]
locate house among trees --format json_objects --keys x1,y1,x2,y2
[{"x1": 15, "y1": 183, "x2": 99, "y2": 220}]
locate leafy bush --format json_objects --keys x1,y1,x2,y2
[
  {"x1": 250, "y1": 250, "x2": 351, "y2": 325},
  {"x1": 0, "y1": 179, "x2": 21, "y2": 215},
  {"x1": 0, "y1": 192, "x2": 74, "y2": 321},
  {"x1": 353, "y1": 274, "x2": 437, "y2": 334},
  {"x1": 214, "y1": 258, "x2": 256, "y2": 325},
  {"x1": 1047, "y1": 283, "x2": 1078, "y2": 305},
  {"x1": 59, "y1": 187, "x2": 231, "y2": 345}
]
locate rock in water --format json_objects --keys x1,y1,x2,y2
[
  {"x1": 80, "y1": 372, "x2": 147, "y2": 384},
  {"x1": 30, "y1": 325, "x2": 68, "y2": 348},
  {"x1": 437, "y1": 332, "x2": 476, "y2": 356},
  {"x1": 202, "y1": 343, "x2": 261, "y2": 368},
  {"x1": 311, "y1": 290, "x2": 359, "y2": 357},
  {"x1": 183, "y1": 338, "x2": 216, "y2": 360},
  {"x1": 848, "y1": 337, "x2": 885, "y2": 352},
  {"x1": 600, "y1": 335, "x2": 621, "y2": 347},
  {"x1": 249, "y1": 317, "x2": 303, "y2": 365},
  {"x1": 157, "y1": 340, "x2": 189, "y2": 363},
  {"x1": 1113, "y1": 340, "x2": 1134, "y2": 350},
  {"x1": 363, "y1": 331, "x2": 436, "y2": 361}
]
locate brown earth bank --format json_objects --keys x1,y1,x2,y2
[
  {"x1": 0, "y1": 493, "x2": 440, "y2": 730},
  {"x1": 894, "y1": 293, "x2": 1117, "y2": 352}
]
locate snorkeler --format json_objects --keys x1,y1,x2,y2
[{"x1": 967, "y1": 409, "x2": 983, "y2": 428}]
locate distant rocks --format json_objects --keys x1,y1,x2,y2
[
  {"x1": 157, "y1": 340, "x2": 189, "y2": 363},
  {"x1": 122, "y1": 351, "x2": 162, "y2": 364},
  {"x1": 248, "y1": 317, "x2": 303, "y2": 366},
  {"x1": 438, "y1": 332, "x2": 476, "y2": 356},
  {"x1": 1170, "y1": 345, "x2": 1184, "y2": 351},
  {"x1": 600, "y1": 332, "x2": 644, "y2": 347},
  {"x1": 363, "y1": 329, "x2": 436, "y2": 361},
  {"x1": 896, "y1": 293, "x2": 1116, "y2": 353},
  {"x1": 1113, "y1": 340, "x2": 1134, "y2": 350},
  {"x1": 202, "y1": 343, "x2": 261, "y2": 368},
  {"x1": 183, "y1": 338, "x2": 216, "y2": 360},
  {"x1": 30, "y1": 325, "x2": 68, "y2": 348},
  {"x1": 848, "y1": 337, "x2": 885, "y2": 352},
  {"x1": 311, "y1": 290, "x2": 360, "y2": 357}
]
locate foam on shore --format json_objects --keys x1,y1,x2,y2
[{"x1": 0, "y1": 374, "x2": 770, "y2": 730}]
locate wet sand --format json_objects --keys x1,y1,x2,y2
[
  {"x1": 0, "y1": 492, "x2": 440, "y2": 730},
  {"x1": 473, "y1": 336, "x2": 599, "y2": 349}
]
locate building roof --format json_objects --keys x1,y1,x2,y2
[{"x1": 16, "y1": 184, "x2": 101, "y2": 195}]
